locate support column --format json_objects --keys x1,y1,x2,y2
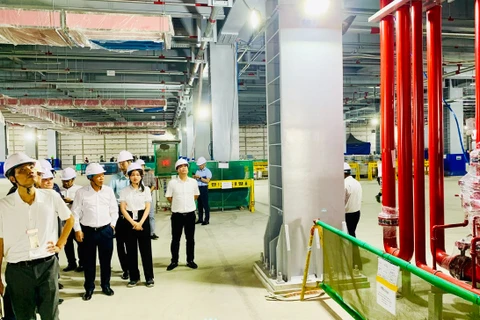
[
  {"x1": 209, "y1": 43, "x2": 240, "y2": 161},
  {"x1": 24, "y1": 127, "x2": 38, "y2": 159},
  {"x1": 447, "y1": 87, "x2": 464, "y2": 155},
  {"x1": 47, "y1": 129, "x2": 57, "y2": 159},
  {"x1": 193, "y1": 79, "x2": 211, "y2": 160},
  {"x1": 263, "y1": 0, "x2": 344, "y2": 282},
  {"x1": 0, "y1": 122, "x2": 6, "y2": 161}
]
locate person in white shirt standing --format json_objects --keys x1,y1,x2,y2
[
  {"x1": 72, "y1": 163, "x2": 119, "y2": 301},
  {"x1": 60, "y1": 167, "x2": 84, "y2": 272},
  {"x1": 375, "y1": 158, "x2": 382, "y2": 203},
  {"x1": 120, "y1": 162, "x2": 154, "y2": 288},
  {"x1": 0, "y1": 153, "x2": 74, "y2": 320},
  {"x1": 165, "y1": 159, "x2": 200, "y2": 271},
  {"x1": 192, "y1": 157, "x2": 212, "y2": 225},
  {"x1": 344, "y1": 163, "x2": 363, "y2": 238}
]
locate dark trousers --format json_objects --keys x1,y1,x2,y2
[
  {"x1": 6, "y1": 255, "x2": 59, "y2": 320},
  {"x1": 82, "y1": 224, "x2": 114, "y2": 291},
  {"x1": 345, "y1": 211, "x2": 362, "y2": 269},
  {"x1": 3, "y1": 286, "x2": 15, "y2": 320},
  {"x1": 197, "y1": 186, "x2": 210, "y2": 223},
  {"x1": 126, "y1": 210, "x2": 154, "y2": 281},
  {"x1": 116, "y1": 208, "x2": 129, "y2": 273},
  {"x1": 170, "y1": 211, "x2": 196, "y2": 263},
  {"x1": 64, "y1": 229, "x2": 83, "y2": 267}
]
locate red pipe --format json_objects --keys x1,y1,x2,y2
[
  {"x1": 411, "y1": 1, "x2": 426, "y2": 267},
  {"x1": 476, "y1": 0, "x2": 480, "y2": 133},
  {"x1": 380, "y1": 0, "x2": 398, "y2": 252},
  {"x1": 471, "y1": 238, "x2": 480, "y2": 289},
  {"x1": 431, "y1": 220, "x2": 469, "y2": 270}
]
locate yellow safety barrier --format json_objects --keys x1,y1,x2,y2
[
  {"x1": 367, "y1": 162, "x2": 377, "y2": 180},
  {"x1": 348, "y1": 162, "x2": 360, "y2": 180},
  {"x1": 208, "y1": 179, "x2": 255, "y2": 212}
]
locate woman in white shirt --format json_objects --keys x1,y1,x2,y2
[{"x1": 119, "y1": 163, "x2": 154, "y2": 288}]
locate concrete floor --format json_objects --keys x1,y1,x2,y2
[{"x1": 0, "y1": 174, "x2": 468, "y2": 319}]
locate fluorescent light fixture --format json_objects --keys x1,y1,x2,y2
[
  {"x1": 197, "y1": 107, "x2": 210, "y2": 120},
  {"x1": 250, "y1": 9, "x2": 261, "y2": 29},
  {"x1": 304, "y1": 0, "x2": 330, "y2": 16},
  {"x1": 371, "y1": 118, "x2": 379, "y2": 126}
]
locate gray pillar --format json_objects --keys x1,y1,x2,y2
[
  {"x1": 193, "y1": 80, "x2": 211, "y2": 161},
  {"x1": 209, "y1": 43, "x2": 240, "y2": 161},
  {"x1": 24, "y1": 127, "x2": 38, "y2": 159},
  {"x1": 264, "y1": 0, "x2": 344, "y2": 282},
  {"x1": 447, "y1": 87, "x2": 464, "y2": 154},
  {"x1": 47, "y1": 129, "x2": 57, "y2": 159}
]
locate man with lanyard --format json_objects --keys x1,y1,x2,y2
[
  {"x1": 192, "y1": 157, "x2": 212, "y2": 225},
  {"x1": 0, "y1": 152, "x2": 74, "y2": 319},
  {"x1": 109, "y1": 150, "x2": 133, "y2": 280},
  {"x1": 60, "y1": 167, "x2": 84, "y2": 272},
  {"x1": 165, "y1": 159, "x2": 200, "y2": 271},
  {"x1": 136, "y1": 159, "x2": 159, "y2": 240},
  {"x1": 72, "y1": 163, "x2": 118, "y2": 301}
]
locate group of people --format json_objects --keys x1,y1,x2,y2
[{"x1": 0, "y1": 150, "x2": 213, "y2": 319}]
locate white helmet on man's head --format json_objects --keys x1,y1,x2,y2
[
  {"x1": 175, "y1": 158, "x2": 189, "y2": 170},
  {"x1": 4, "y1": 153, "x2": 36, "y2": 177},
  {"x1": 344, "y1": 162, "x2": 352, "y2": 171},
  {"x1": 85, "y1": 163, "x2": 105, "y2": 176},
  {"x1": 61, "y1": 167, "x2": 76, "y2": 181},
  {"x1": 40, "y1": 159, "x2": 53, "y2": 172},
  {"x1": 196, "y1": 157, "x2": 207, "y2": 166},
  {"x1": 135, "y1": 159, "x2": 145, "y2": 166},
  {"x1": 34, "y1": 160, "x2": 45, "y2": 174},
  {"x1": 117, "y1": 150, "x2": 133, "y2": 163}
]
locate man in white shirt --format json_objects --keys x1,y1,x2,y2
[
  {"x1": 60, "y1": 167, "x2": 84, "y2": 272},
  {"x1": 375, "y1": 158, "x2": 382, "y2": 203},
  {"x1": 344, "y1": 163, "x2": 363, "y2": 238},
  {"x1": 0, "y1": 153, "x2": 74, "y2": 319},
  {"x1": 165, "y1": 159, "x2": 200, "y2": 271},
  {"x1": 72, "y1": 163, "x2": 119, "y2": 301}
]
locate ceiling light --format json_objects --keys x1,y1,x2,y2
[
  {"x1": 250, "y1": 9, "x2": 261, "y2": 29},
  {"x1": 304, "y1": 0, "x2": 330, "y2": 16},
  {"x1": 371, "y1": 118, "x2": 379, "y2": 125},
  {"x1": 197, "y1": 107, "x2": 210, "y2": 120}
]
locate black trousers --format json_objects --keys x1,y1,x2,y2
[
  {"x1": 116, "y1": 207, "x2": 129, "y2": 273},
  {"x1": 6, "y1": 255, "x2": 59, "y2": 320},
  {"x1": 126, "y1": 210, "x2": 154, "y2": 281},
  {"x1": 170, "y1": 212, "x2": 196, "y2": 263},
  {"x1": 64, "y1": 229, "x2": 83, "y2": 267},
  {"x1": 3, "y1": 286, "x2": 15, "y2": 320},
  {"x1": 82, "y1": 224, "x2": 114, "y2": 291},
  {"x1": 197, "y1": 186, "x2": 210, "y2": 223},
  {"x1": 345, "y1": 211, "x2": 362, "y2": 269}
]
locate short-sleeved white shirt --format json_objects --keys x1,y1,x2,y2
[
  {"x1": 0, "y1": 189, "x2": 71, "y2": 263},
  {"x1": 165, "y1": 176, "x2": 200, "y2": 213},
  {"x1": 344, "y1": 176, "x2": 362, "y2": 213},
  {"x1": 60, "y1": 184, "x2": 82, "y2": 208},
  {"x1": 119, "y1": 185, "x2": 152, "y2": 211}
]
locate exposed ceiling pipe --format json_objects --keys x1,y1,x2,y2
[
  {"x1": 74, "y1": 121, "x2": 167, "y2": 128},
  {"x1": 0, "y1": 68, "x2": 187, "y2": 76},
  {"x1": 0, "y1": 53, "x2": 189, "y2": 63}
]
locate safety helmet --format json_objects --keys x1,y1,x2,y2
[
  {"x1": 175, "y1": 158, "x2": 189, "y2": 170},
  {"x1": 196, "y1": 157, "x2": 207, "y2": 166},
  {"x1": 61, "y1": 167, "x2": 76, "y2": 181},
  {"x1": 42, "y1": 169, "x2": 54, "y2": 179},
  {"x1": 344, "y1": 162, "x2": 352, "y2": 171},
  {"x1": 117, "y1": 150, "x2": 133, "y2": 163},
  {"x1": 34, "y1": 160, "x2": 45, "y2": 174},
  {"x1": 85, "y1": 163, "x2": 105, "y2": 176},
  {"x1": 40, "y1": 159, "x2": 53, "y2": 172},
  {"x1": 4, "y1": 153, "x2": 36, "y2": 177},
  {"x1": 135, "y1": 159, "x2": 145, "y2": 165},
  {"x1": 127, "y1": 162, "x2": 143, "y2": 174}
]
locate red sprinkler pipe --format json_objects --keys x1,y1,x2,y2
[
  {"x1": 476, "y1": 0, "x2": 480, "y2": 133},
  {"x1": 380, "y1": 0, "x2": 398, "y2": 252},
  {"x1": 431, "y1": 220, "x2": 469, "y2": 270},
  {"x1": 411, "y1": 0, "x2": 426, "y2": 267}
]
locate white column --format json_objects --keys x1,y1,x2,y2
[
  {"x1": 193, "y1": 80, "x2": 211, "y2": 161},
  {"x1": 209, "y1": 43, "x2": 240, "y2": 161},
  {"x1": 24, "y1": 127, "x2": 38, "y2": 158},
  {"x1": 448, "y1": 87, "x2": 464, "y2": 154},
  {"x1": 47, "y1": 129, "x2": 57, "y2": 159}
]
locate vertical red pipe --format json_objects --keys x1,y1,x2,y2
[
  {"x1": 380, "y1": 0, "x2": 398, "y2": 252},
  {"x1": 393, "y1": 5, "x2": 414, "y2": 261},
  {"x1": 412, "y1": 1, "x2": 426, "y2": 267},
  {"x1": 476, "y1": 0, "x2": 480, "y2": 133},
  {"x1": 427, "y1": 5, "x2": 447, "y2": 262}
]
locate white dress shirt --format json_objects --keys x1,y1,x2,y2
[
  {"x1": 345, "y1": 176, "x2": 362, "y2": 213},
  {"x1": 60, "y1": 184, "x2": 82, "y2": 209},
  {"x1": 377, "y1": 160, "x2": 382, "y2": 178},
  {"x1": 0, "y1": 189, "x2": 71, "y2": 263},
  {"x1": 72, "y1": 184, "x2": 119, "y2": 232},
  {"x1": 119, "y1": 185, "x2": 152, "y2": 211},
  {"x1": 165, "y1": 176, "x2": 200, "y2": 213}
]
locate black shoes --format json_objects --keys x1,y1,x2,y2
[
  {"x1": 63, "y1": 264, "x2": 77, "y2": 272},
  {"x1": 151, "y1": 234, "x2": 159, "y2": 240},
  {"x1": 127, "y1": 280, "x2": 138, "y2": 288},
  {"x1": 58, "y1": 283, "x2": 64, "y2": 290},
  {"x1": 82, "y1": 291, "x2": 93, "y2": 301},
  {"x1": 186, "y1": 261, "x2": 198, "y2": 269},
  {"x1": 201, "y1": 222, "x2": 209, "y2": 225},
  {"x1": 58, "y1": 298, "x2": 64, "y2": 305},
  {"x1": 146, "y1": 279, "x2": 155, "y2": 288},
  {"x1": 375, "y1": 194, "x2": 381, "y2": 203},
  {"x1": 121, "y1": 271, "x2": 129, "y2": 280},
  {"x1": 195, "y1": 220, "x2": 203, "y2": 224},
  {"x1": 102, "y1": 287, "x2": 114, "y2": 296},
  {"x1": 76, "y1": 266, "x2": 84, "y2": 272},
  {"x1": 166, "y1": 262, "x2": 178, "y2": 271}
]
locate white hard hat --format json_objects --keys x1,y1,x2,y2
[
  {"x1": 344, "y1": 162, "x2": 352, "y2": 171},
  {"x1": 196, "y1": 157, "x2": 207, "y2": 166},
  {"x1": 175, "y1": 158, "x2": 189, "y2": 170},
  {"x1": 61, "y1": 167, "x2": 76, "y2": 181},
  {"x1": 117, "y1": 150, "x2": 133, "y2": 163},
  {"x1": 127, "y1": 162, "x2": 143, "y2": 174},
  {"x1": 4, "y1": 152, "x2": 36, "y2": 177},
  {"x1": 39, "y1": 159, "x2": 53, "y2": 172},
  {"x1": 34, "y1": 160, "x2": 45, "y2": 174},
  {"x1": 85, "y1": 163, "x2": 105, "y2": 176},
  {"x1": 135, "y1": 159, "x2": 145, "y2": 165},
  {"x1": 42, "y1": 169, "x2": 54, "y2": 179}
]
